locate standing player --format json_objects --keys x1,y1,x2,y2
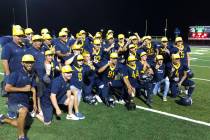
[{"x1": 0, "y1": 54, "x2": 37, "y2": 140}]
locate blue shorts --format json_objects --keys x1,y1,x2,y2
[
  {"x1": 8, "y1": 103, "x2": 28, "y2": 118},
  {"x1": 58, "y1": 95, "x2": 67, "y2": 105}
]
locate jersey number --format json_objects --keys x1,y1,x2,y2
[
  {"x1": 78, "y1": 73, "x2": 82, "y2": 81},
  {"x1": 108, "y1": 71, "x2": 115, "y2": 78}
]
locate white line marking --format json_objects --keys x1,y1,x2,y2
[
  {"x1": 192, "y1": 78, "x2": 210, "y2": 82},
  {"x1": 136, "y1": 105, "x2": 210, "y2": 127},
  {"x1": 190, "y1": 52, "x2": 204, "y2": 55},
  {"x1": 190, "y1": 58, "x2": 198, "y2": 60},
  {"x1": 191, "y1": 47, "x2": 210, "y2": 50},
  {"x1": 0, "y1": 72, "x2": 3, "y2": 75},
  {"x1": 191, "y1": 65, "x2": 210, "y2": 68},
  {"x1": 195, "y1": 50, "x2": 210, "y2": 52}
]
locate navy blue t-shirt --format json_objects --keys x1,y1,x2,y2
[
  {"x1": 51, "y1": 75, "x2": 70, "y2": 102},
  {"x1": 26, "y1": 47, "x2": 45, "y2": 80},
  {"x1": 1, "y1": 41, "x2": 27, "y2": 73},
  {"x1": 151, "y1": 64, "x2": 166, "y2": 82},
  {"x1": 55, "y1": 39, "x2": 70, "y2": 62},
  {"x1": 7, "y1": 68, "x2": 36, "y2": 108}
]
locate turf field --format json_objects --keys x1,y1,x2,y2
[{"x1": 0, "y1": 46, "x2": 210, "y2": 140}]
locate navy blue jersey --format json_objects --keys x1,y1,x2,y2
[
  {"x1": 51, "y1": 75, "x2": 70, "y2": 101},
  {"x1": 170, "y1": 44, "x2": 191, "y2": 65},
  {"x1": 166, "y1": 62, "x2": 189, "y2": 81},
  {"x1": 90, "y1": 48, "x2": 107, "y2": 68},
  {"x1": 98, "y1": 61, "x2": 123, "y2": 83},
  {"x1": 70, "y1": 65, "x2": 86, "y2": 89},
  {"x1": 122, "y1": 63, "x2": 143, "y2": 88},
  {"x1": 141, "y1": 43, "x2": 156, "y2": 58},
  {"x1": 7, "y1": 68, "x2": 36, "y2": 108},
  {"x1": 1, "y1": 41, "x2": 27, "y2": 72},
  {"x1": 158, "y1": 45, "x2": 172, "y2": 64}
]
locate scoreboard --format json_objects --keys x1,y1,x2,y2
[{"x1": 188, "y1": 26, "x2": 210, "y2": 41}]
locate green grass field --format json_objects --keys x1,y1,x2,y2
[{"x1": 1, "y1": 46, "x2": 210, "y2": 140}]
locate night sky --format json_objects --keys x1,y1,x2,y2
[{"x1": 0, "y1": 0, "x2": 209, "y2": 40}]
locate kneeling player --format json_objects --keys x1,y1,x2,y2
[
  {"x1": 50, "y1": 65, "x2": 85, "y2": 120},
  {"x1": 167, "y1": 54, "x2": 195, "y2": 98}
]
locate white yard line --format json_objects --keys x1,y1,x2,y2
[
  {"x1": 190, "y1": 58, "x2": 198, "y2": 60},
  {"x1": 191, "y1": 65, "x2": 210, "y2": 68},
  {"x1": 190, "y1": 52, "x2": 204, "y2": 55},
  {"x1": 194, "y1": 49, "x2": 209, "y2": 52},
  {"x1": 136, "y1": 105, "x2": 210, "y2": 127},
  {"x1": 192, "y1": 78, "x2": 210, "y2": 82}
]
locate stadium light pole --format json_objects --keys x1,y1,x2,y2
[
  {"x1": 164, "y1": 18, "x2": 168, "y2": 37},
  {"x1": 24, "y1": 0, "x2": 29, "y2": 28},
  {"x1": 12, "y1": 8, "x2": 16, "y2": 24},
  {"x1": 145, "y1": 19, "x2": 148, "y2": 36}
]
